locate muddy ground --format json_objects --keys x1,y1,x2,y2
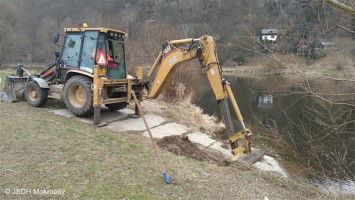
[{"x1": 157, "y1": 135, "x2": 230, "y2": 167}]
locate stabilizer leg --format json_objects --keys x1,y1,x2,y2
[{"x1": 93, "y1": 106, "x2": 101, "y2": 125}]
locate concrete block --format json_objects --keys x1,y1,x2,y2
[
  {"x1": 187, "y1": 132, "x2": 216, "y2": 146},
  {"x1": 209, "y1": 141, "x2": 231, "y2": 156},
  {"x1": 253, "y1": 155, "x2": 287, "y2": 177},
  {"x1": 142, "y1": 123, "x2": 187, "y2": 138},
  {"x1": 49, "y1": 108, "x2": 134, "y2": 124},
  {"x1": 106, "y1": 113, "x2": 166, "y2": 132}
]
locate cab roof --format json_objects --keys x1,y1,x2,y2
[{"x1": 64, "y1": 28, "x2": 128, "y2": 37}]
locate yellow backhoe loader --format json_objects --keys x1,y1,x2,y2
[
  {"x1": 146, "y1": 35, "x2": 263, "y2": 163},
  {"x1": 0, "y1": 25, "x2": 263, "y2": 163},
  {"x1": 1, "y1": 26, "x2": 146, "y2": 125}
]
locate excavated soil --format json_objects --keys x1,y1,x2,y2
[{"x1": 157, "y1": 135, "x2": 228, "y2": 166}]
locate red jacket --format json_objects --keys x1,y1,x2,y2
[{"x1": 93, "y1": 49, "x2": 112, "y2": 65}]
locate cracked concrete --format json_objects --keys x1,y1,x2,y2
[
  {"x1": 142, "y1": 123, "x2": 187, "y2": 138},
  {"x1": 106, "y1": 113, "x2": 166, "y2": 132}
]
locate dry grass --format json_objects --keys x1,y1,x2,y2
[
  {"x1": 315, "y1": 53, "x2": 352, "y2": 71},
  {"x1": 143, "y1": 60, "x2": 227, "y2": 136},
  {"x1": 158, "y1": 61, "x2": 205, "y2": 103},
  {"x1": 248, "y1": 53, "x2": 304, "y2": 68},
  {"x1": 227, "y1": 52, "x2": 354, "y2": 80},
  {"x1": 263, "y1": 53, "x2": 307, "y2": 73},
  {"x1": 162, "y1": 91, "x2": 226, "y2": 137}
]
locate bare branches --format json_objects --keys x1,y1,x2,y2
[{"x1": 336, "y1": 23, "x2": 355, "y2": 34}]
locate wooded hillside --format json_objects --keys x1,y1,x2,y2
[{"x1": 0, "y1": 0, "x2": 354, "y2": 67}]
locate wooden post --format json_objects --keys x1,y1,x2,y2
[{"x1": 130, "y1": 90, "x2": 167, "y2": 173}]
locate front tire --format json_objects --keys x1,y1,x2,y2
[
  {"x1": 64, "y1": 76, "x2": 93, "y2": 116},
  {"x1": 25, "y1": 81, "x2": 48, "y2": 107}
]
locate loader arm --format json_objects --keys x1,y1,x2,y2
[{"x1": 147, "y1": 35, "x2": 263, "y2": 162}]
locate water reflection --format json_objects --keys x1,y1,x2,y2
[{"x1": 256, "y1": 95, "x2": 273, "y2": 109}]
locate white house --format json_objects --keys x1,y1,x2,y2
[{"x1": 261, "y1": 29, "x2": 278, "y2": 41}]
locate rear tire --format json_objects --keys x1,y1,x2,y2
[
  {"x1": 105, "y1": 102, "x2": 127, "y2": 111},
  {"x1": 64, "y1": 75, "x2": 93, "y2": 116},
  {"x1": 25, "y1": 81, "x2": 48, "y2": 107}
]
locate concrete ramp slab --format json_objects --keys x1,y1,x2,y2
[
  {"x1": 209, "y1": 141, "x2": 231, "y2": 156},
  {"x1": 188, "y1": 132, "x2": 231, "y2": 156},
  {"x1": 142, "y1": 123, "x2": 187, "y2": 138},
  {"x1": 49, "y1": 108, "x2": 134, "y2": 124},
  {"x1": 49, "y1": 108, "x2": 74, "y2": 118},
  {"x1": 106, "y1": 113, "x2": 166, "y2": 132},
  {"x1": 188, "y1": 132, "x2": 216, "y2": 146},
  {"x1": 49, "y1": 105, "x2": 287, "y2": 177},
  {"x1": 187, "y1": 132, "x2": 287, "y2": 177},
  {"x1": 253, "y1": 155, "x2": 287, "y2": 177},
  {"x1": 140, "y1": 101, "x2": 167, "y2": 114}
]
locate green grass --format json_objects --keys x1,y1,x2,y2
[{"x1": 0, "y1": 102, "x2": 163, "y2": 199}]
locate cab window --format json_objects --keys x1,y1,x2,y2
[
  {"x1": 107, "y1": 39, "x2": 125, "y2": 66},
  {"x1": 79, "y1": 31, "x2": 99, "y2": 73},
  {"x1": 61, "y1": 34, "x2": 82, "y2": 67},
  {"x1": 105, "y1": 33, "x2": 126, "y2": 79},
  {"x1": 96, "y1": 34, "x2": 107, "y2": 64}
]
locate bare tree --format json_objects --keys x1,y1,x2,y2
[
  {"x1": 36, "y1": 17, "x2": 60, "y2": 62},
  {"x1": 0, "y1": 22, "x2": 7, "y2": 67},
  {"x1": 218, "y1": 0, "x2": 355, "y2": 194}
]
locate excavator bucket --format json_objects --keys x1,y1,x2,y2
[{"x1": 0, "y1": 76, "x2": 28, "y2": 103}]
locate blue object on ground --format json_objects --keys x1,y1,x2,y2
[{"x1": 163, "y1": 172, "x2": 171, "y2": 184}]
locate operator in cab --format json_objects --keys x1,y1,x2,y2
[{"x1": 93, "y1": 39, "x2": 112, "y2": 66}]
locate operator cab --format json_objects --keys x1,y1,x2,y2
[{"x1": 58, "y1": 27, "x2": 127, "y2": 82}]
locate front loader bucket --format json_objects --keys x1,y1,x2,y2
[{"x1": 0, "y1": 76, "x2": 28, "y2": 103}]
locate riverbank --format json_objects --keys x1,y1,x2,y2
[
  {"x1": 0, "y1": 100, "x2": 337, "y2": 199},
  {"x1": 197, "y1": 72, "x2": 355, "y2": 195},
  {"x1": 2, "y1": 60, "x2": 354, "y2": 81},
  {"x1": 222, "y1": 63, "x2": 355, "y2": 81},
  {"x1": 1, "y1": 69, "x2": 349, "y2": 199}
]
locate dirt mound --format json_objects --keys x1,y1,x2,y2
[{"x1": 157, "y1": 135, "x2": 228, "y2": 166}]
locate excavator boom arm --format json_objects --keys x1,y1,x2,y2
[
  {"x1": 148, "y1": 39, "x2": 198, "y2": 99},
  {"x1": 147, "y1": 35, "x2": 263, "y2": 163}
]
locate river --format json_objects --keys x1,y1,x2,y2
[{"x1": 196, "y1": 74, "x2": 355, "y2": 194}]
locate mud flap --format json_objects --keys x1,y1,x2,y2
[{"x1": 0, "y1": 76, "x2": 28, "y2": 103}]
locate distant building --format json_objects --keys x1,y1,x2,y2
[
  {"x1": 319, "y1": 42, "x2": 332, "y2": 49},
  {"x1": 261, "y1": 29, "x2": 278, "y2": 41},
  {"x1": 315, "y1": 41, "x2": 336, "y2": 57},
  {"x1": 295, "y1": 39, "x2": 310, "y2": 54}
]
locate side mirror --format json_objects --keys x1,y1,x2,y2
[
  {"x1": 53, "y1": 34, "x2": 59, "y2": 44},
  {"x1": 54, "y1": 51, "x2": 60, "y2": 58}
]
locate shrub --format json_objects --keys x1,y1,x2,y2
[{"x1": 159, "y1": 61, "x2": 204, "y2": 103}]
